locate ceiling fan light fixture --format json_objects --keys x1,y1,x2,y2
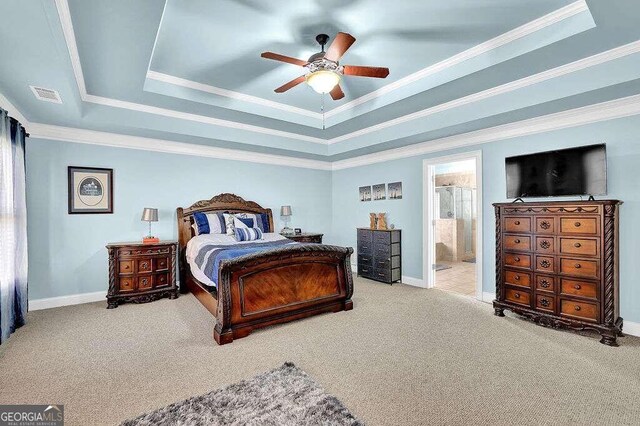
[{"x1": 306, "y1": 70, "x2": 341, "y2": 94}]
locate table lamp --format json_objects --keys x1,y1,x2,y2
[
  {"x1": 280, "y1": 205, "x2": 293, "y2": 235},
  {"x1": 141, "y1": 207, "x2": 159, "y2": 244}
]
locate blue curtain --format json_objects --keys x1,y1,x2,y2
[{"x1": 0, "y1": 108, "x2": 28, "y2": 344}]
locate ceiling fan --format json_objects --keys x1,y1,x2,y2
[{"x1": 261, "y1": 32, "x2": 390, "y2": 100}]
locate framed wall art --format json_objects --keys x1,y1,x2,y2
[
  {"x1": 359, "y1": 186, "x2": 372, "y2": 202},
  {"x1": 373, "y1": 183, "x2": 386, "y2": 200},
  {"x1": 388, "y1": 181, "x2": 403, "y2": 199},
  {"x1": 68, "y1": 166, "x2": 114, "y2": 214}
]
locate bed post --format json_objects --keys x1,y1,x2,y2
[{"x1": 176, "y1": 207, "x2": 190, "y2": 294}]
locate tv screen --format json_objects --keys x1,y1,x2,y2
[{"x1": 506, "y1": 144, "x2": 607, "y2": 198}]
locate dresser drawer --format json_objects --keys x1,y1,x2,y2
[
  {"x1": 373, "y1": 268, "x2": 391, "y2": 282},
  {"x1": 119, "y1": 277, "x2": 135, "y2": 292},
  {"x1": 504, "y1": 235, "x2": 531, "y2": 252},
  {"x1": 373, "y1": 231, "x2": 390, "y2": 243},
  {"x1": 560, "y1": 278, "x2": 598, "y2": 300},
  {"x1": 504, "y1": 270, "x2": 531, "y2": 288},
  {"x1": 535, "y1": 275, "x2": 555, "y2": 293},
  {"x1": 358, "y1": 265, "x2": 373, "y2": 277},
  {"x1": 535, "y1": 255, "x2": 555, "y2": 274},
  {"x1": 505, "y1": 288, "x2": 530, "y2": 307},
  {"x1": 358, "y1": 241, "x2": 373, "y2": 254},
  {"x1": 137, "y1": 275, "x2": 153, "y2": 290},
  {"x1": 137, "y1": 258, "x2": 152, "y2": 273},
  {"x1": 131, "y1": 246, "x2": 171, "y2": 256},
  {"x1": 357, "y1": 229, "x2": 372, "y2": 242},
  {"x1": 560, "y1": 217, "x2": 598, "y2": 235},
  {"x1": 560, "y1": 258, "x2": 599, "y2": 279},
  {"x1": 155, "y1": 257, "x2": 170, "y2": 272},
  {"x1": 504, "y1": 217, "x2": 531, "y2": 233},
  {"x1": 504, "y1": 253, "x2": 531, "y2": 270},
  {"x1": 119, "y1": 260, "x2": 134, "y2": 275},
  {"x1": 535, "y1": 294, "x2": 555, "y2": 313},
  {"x1": 535, "y1": 236, "x2": 554, "y2": 254},
  {"x1": 560, "y1": 298, "x2": 598, "y2": 322},
  {"x1": 155, "y1": 273, "x2": 170, "y2": 288},
  {"x1": 535, "y1": 217, "x2": 555, "y2": 234},
  {"x1": 357, "y1": 254, "x2": 373, "y2": 267},
  {"x1": 559, "y1": 238, "x2": 598, "y2": 257}
]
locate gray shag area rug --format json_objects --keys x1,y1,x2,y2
[{"x1": 121, "y1": 362, "x2": 362, "y2": 426}]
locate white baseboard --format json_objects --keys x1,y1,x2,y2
[
  {"x1": 482, "y1": 292, "x2": 495, "y2": 304},
  {"x1": 624, "y1": 320, "x2": 640, "y2": 338},
  {"x1": 402, "y1": 276, "x2": 426, "y2": 288},
  {"x1": 29, "y1": 291, "x2": 106, "y2": 311}
]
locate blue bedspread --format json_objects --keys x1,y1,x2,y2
[{"x1": 194, "y1": 239, "x2": 296, "y2": 288}]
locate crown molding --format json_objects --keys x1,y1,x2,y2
[
  {"x1": 146, "y1": 70, "x2": 323, "y2": 120},
  {"x1": 331, "y1": 93, "x2": 640, "y2": 170},
  {"x1": 0, "y1": 92, "x2": 30, "y2": 126},
  {"x1": 141, "y1": 1, "x2": 589, "y2": 127},
  {"x1": 28, "y1": 123, "x2": 333, "y2": 171},
  {"x1": 53, "y1": 0, "x2": 326, "y2": 145},
  {"x1": 327, "y1": 38, "x2": 640, "y2": 144},
  {"x1": 324, "y1": 0, "x2": 590, "y2": 118}
]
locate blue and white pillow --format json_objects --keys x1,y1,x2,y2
[
  {"x1": 233, "y1": 212, "x2": 270, "y2": 232},
  {"x1": 235, "y1": 227, "x2": 263, "y2": 241},
  {"x1": 193, "y1": 212, "x2": 226, "y2": 235}
]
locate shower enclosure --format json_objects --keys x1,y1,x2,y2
[{"x1": 435, "y1": 186, "x2": 476, "y2": 261}]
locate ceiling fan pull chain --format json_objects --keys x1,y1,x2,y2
[{"x1": 321, "y1": 94, "x2": 326, "y2": 130}]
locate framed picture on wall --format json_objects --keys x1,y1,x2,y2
[
  {"x1": 373, "y1": 183, "x2": 386, "y2": 200},
  {"x1": 68, "y1": 166, "x2": 114, "y2": 214},
  {"x1": 359, "y1": 186, "x2": 372, "y2": 202},
  {"x1": 388, "y1": 181, "x2": 402, "y2": 199}
]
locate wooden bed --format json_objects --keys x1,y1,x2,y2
[{"x1": 176, "y1": 193, "x2": 354, "y2": 345}]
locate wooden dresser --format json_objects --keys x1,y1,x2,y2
[
  {"x1": 357, "y1": 228, "x2": 401, "y2": 284},
  {"x1": 106, "y1": 241, "x2": 178, "y2": 308},
  {"x1": 493, "y1": 201, "x2": 622, "y2": 346},
  {"x1": 285, "y1": 233, "x2": 323, "y2": 243}
]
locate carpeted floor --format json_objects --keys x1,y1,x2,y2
[{"x1": 1, "y1": 277, "x2": 639, "y2": 425}]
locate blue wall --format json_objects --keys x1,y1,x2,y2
[
  {"x1": 330, "y1": 115, "x2": 640, "y2": 323},
  {"x1": 26, "y1": 139, "x2": 332, "y2": 300}
]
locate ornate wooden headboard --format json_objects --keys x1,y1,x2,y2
[{"x1": 176, "y1": 193, "x2": 274, "y2": 253}]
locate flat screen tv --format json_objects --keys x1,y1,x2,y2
[{"x1": 506, "y1": 144, "x2": 607, "y2": 198}]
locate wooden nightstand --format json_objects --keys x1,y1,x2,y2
[
  {"x1": 284, "y1": 233, "x2": 323, "y2": 244},
  {"x1": 106, "y1": 241, "x2": 178, "y2": 308}
]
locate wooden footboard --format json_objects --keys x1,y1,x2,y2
[{"x1": 214, "y1": 244, "x2": 354, "y2": 344}]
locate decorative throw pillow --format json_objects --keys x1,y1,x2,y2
[
  {"x1": 223, "y1": 213, "x2": 236, "y2": 235},
  {"x1": 235, "y1": 227, "x2": 263, "y2": 242},
  {"x1": 193, "y1": 212, "x2": 226, "y2": 235}
]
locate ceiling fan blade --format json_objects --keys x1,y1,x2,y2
[
  {"x1": 261, "y1": 52, "x2": 308, "y2": 67},
  {"x1": 342, "y1": 65, "x2": 389, "y2": 78},
  {"x1": 330, "y1": 84, "x2": 344, "y2": 100},
  {"x1": 324, "y1": 32, "x2": 356, "y2": 62},
  {"x1": 274, "y1": 76, "x2": 306, "y2": 93}
]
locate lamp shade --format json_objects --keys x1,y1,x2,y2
[
  {"x1": 306, "y1": 70, "x2": 341, "y2": 94},
  {"x1": 141, "y1": 207, "x2": 158, "y2": 222},
  {"x1": 280, "y1": 205, "x2": 292, "y2": 216}
]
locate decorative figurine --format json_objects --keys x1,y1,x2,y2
[
  {"x1": 370, "y1": 213, "x2": 377, "y2": 229},
  {"x1": 377, "y1": 213, "x2": 388, "y2": 230}
]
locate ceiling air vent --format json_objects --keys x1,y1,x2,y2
[{"x1": 30, "y1": 86, "x2": 62, "y2": 104}]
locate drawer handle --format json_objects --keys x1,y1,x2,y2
[
  {"x1": 514, "y1": 239, "x2": 521, "y2": 244},
  {"x1": 540, "y1": 280, "x2": 550, "y2": 288},
  {"x1": 540, "y1": 260, "x2": 551, "y2": 269},
  {"x1": 514, "y1": 257, "x2": 520, "y2": 262},
  {"x1": 540, "y1": 298, "x2": 550, "y2": 307},
  {"x1": 574, "y1": 263, "x2": 582, "y2": 269},
  {"x1": 124, "y1": 265, "x2": 130, "y2": 269},
  {"x1": 574, "y1": 305, "x2": 581, "y2": 311},
  {"x1": 540, "y1": 221, "x2": 551, "y2": 230},
  {"x1": 141, "y1": 262, "x2": 148, "y2": 268},
  {"x1": 540, "y1": 240, "x2": 551, "y2": 249},
  {"x1": 574, "y1": 284, "x2": 582, "y2": 290},
  {"x1": 514, "y1": 293, "x2": 520, "y2": 299},
  {"x1": 514, "y1": 275, "x2": 520, "y2": 281},
  {"x1": 378, "y1": 273, "x2": 385, "y2": 277},
  {"x1": 574, "y1": 222, "x2": 581, "y2": 227},
  {"x1": 574, "y1": 242, "x2": 582, "y2": 248},
  {"x1": 514, "y1": 221, "x2": 520, "y2": 225}
]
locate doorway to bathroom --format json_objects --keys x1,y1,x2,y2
[{"x1": 423, "y1": 152, "x2": 482, "y2": 298}]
